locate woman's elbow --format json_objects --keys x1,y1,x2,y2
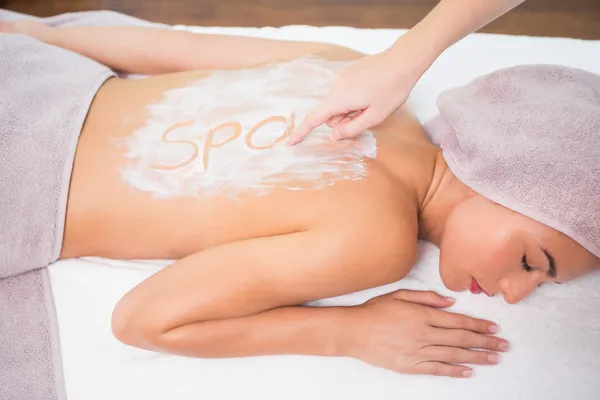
[{"x1": 111, "y1": 299, "x2": 167, "y2": 350}]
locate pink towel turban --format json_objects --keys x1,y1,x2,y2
[{"x1": 425, "y1": 64, "x2": 600, "y2": 259}]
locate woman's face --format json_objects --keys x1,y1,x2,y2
[{"x1": 439, "y1": 195, "x2": 599, "y2": 304}]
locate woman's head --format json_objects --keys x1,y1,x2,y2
[
  {"x1": 422, "y1": 64, "x2": 600, "y2": 303},
  {"x1": 438, "y1": 192, "x2": 599, "y2": 304}
]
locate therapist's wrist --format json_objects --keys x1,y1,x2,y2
[{"x1": 386, "y1": 31, "x2": 441, "y2": 82}]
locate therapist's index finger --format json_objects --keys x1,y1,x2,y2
[{"x1": 286, "y1": 103, "x2": 336, "y2": 146}]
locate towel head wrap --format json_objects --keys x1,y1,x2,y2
[{"x1": 425, "y1": 64, "x2": 600, "y2": 259}]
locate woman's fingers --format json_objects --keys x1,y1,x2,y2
[
  {"x1": 430, "y1": 328, "x2": 510, "y2": 352},
  {"x1": 411, "y1": 361, "x2": 473, "y2": 378},
  {"x1": 428, "y1": 308, "x2": 498, "y2": 334},
  {"x1": 424, "y1": 307, "x2": 510, "y2": 351},
  {"x1": 0, "y1": 21, "x2": 14, "y2": 33},
  {"x1": 420, "y1": 345, "x2": 500, "y2": 366},
  {"x1": 409, "y1": 345, "x2": 501, "y2": 378},
  {"x1": 389, "y1": 289, "x2": 455, "y2": 309},
  {"x1": 0, "y1": 20, "x2": 54, "y2": 41},
  {"x1": 345, "y1": 293, "x2": 506, "y2": 378}
]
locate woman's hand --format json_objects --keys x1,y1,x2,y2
[
  {"x1": 0, "y1": 20, "x2": 55, "y2": 42},
  {"x1": 287, "y1": 41, "x2": 426, "y2": 146},
  {"x1": 339, "y1": 290, "x2": 508, "y2": 378}
]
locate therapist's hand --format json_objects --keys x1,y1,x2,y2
[
  {"x1": 287, "y1": 47, "x2": 423, "y2": 146},
  {"x1": 287, "y1": 0, "x2": 528, "y2": 146}
]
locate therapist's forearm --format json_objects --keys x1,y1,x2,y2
[{"x1": 389, "y1": 0, "x2": 526, "y2": 73}]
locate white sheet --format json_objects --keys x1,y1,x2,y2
[{"x1": 48, "y1": 26, "x2": 600, "y2": 400}]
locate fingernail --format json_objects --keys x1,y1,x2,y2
[
  {"x1": 444, "y1": 297, "x2": 455, "y2": 303},
  {"x1": 489, "y1": 324, "x2": 500, "y2": 333},
  {"x1": 499, "y1": 342, "x2": 510, "y2": 352},
  {"x1": 488, "y1": 354, "x2": 500, "y2": 363},
  {"x1": 462, "y1": 370, "x2": 473, "y2": 378}
]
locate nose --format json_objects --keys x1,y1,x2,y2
[{"x1": 499, "y1": 278, "x2": 538, "y2": 304}]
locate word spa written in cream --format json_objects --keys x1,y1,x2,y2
[{"x1": 121, "y1": 57, "x2": 377, "y2": 199}]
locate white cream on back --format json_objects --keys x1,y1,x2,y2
[{"x1": 120, "y1": 56, "x2": 377, "y2": 199}]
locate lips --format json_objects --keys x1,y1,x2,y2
[{"x1": 470, "y1": 278, "x2": 491, "y2": 296}]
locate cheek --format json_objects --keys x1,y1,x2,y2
[
  {"x1": 438, "y1": 203, "x2": 509, "y2": 290},
  {"x1": 438, "y1": 217, "x2": 485, "y2": 291},
  {"x1": 439, "y1": 235, "x2": 468, "y2": 291}
]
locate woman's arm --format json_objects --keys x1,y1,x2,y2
[
  {"x1": 112, "y1": 224, "x2": 408, "y2": 356},
  {"x1": 111, "y1": 222, "x2": 506, "y2": 377},
  {"x1": 1, "y1": 21, "x2": 361, "y2": 74}
]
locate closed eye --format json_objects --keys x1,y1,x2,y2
[
  {"x1": 521, "y1": 254, "x2": 533, "y2": 272},
  {"x1": 538, "y1": 281, "x2": 562, "y2": 288},
  {"x1": 524, "y1": 255, "x2": 549, "y2": 287}
]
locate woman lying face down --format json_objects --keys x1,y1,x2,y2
[
  {"x1": 422, "y1": 175, "x2": 598, "y2": 303},
  {"x1": 422, "y1": 62, "x2": 600, "y2": 304},
  {"x1": 3, "y1": 19, "x2": 598, "y2": 378}
]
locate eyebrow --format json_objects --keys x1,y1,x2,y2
[{"x1": 541, "y1": 248, "x2": 557, "y2": 278}]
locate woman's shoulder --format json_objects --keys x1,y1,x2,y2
[{"x1": 315, "y1": 174, "x2": 419, "y2": 276}]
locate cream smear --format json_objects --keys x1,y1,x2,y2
[{"x1": 120, "y1": 56, "x2": 377, "y2": 199}]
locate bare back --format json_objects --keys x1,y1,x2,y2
[{"x1": 61, "y1": 58, "x2": 437, "y2": 263}]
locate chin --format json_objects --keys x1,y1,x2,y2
[{"x1": 439, "y1": 264, "x2": 467, "y2": 292}]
